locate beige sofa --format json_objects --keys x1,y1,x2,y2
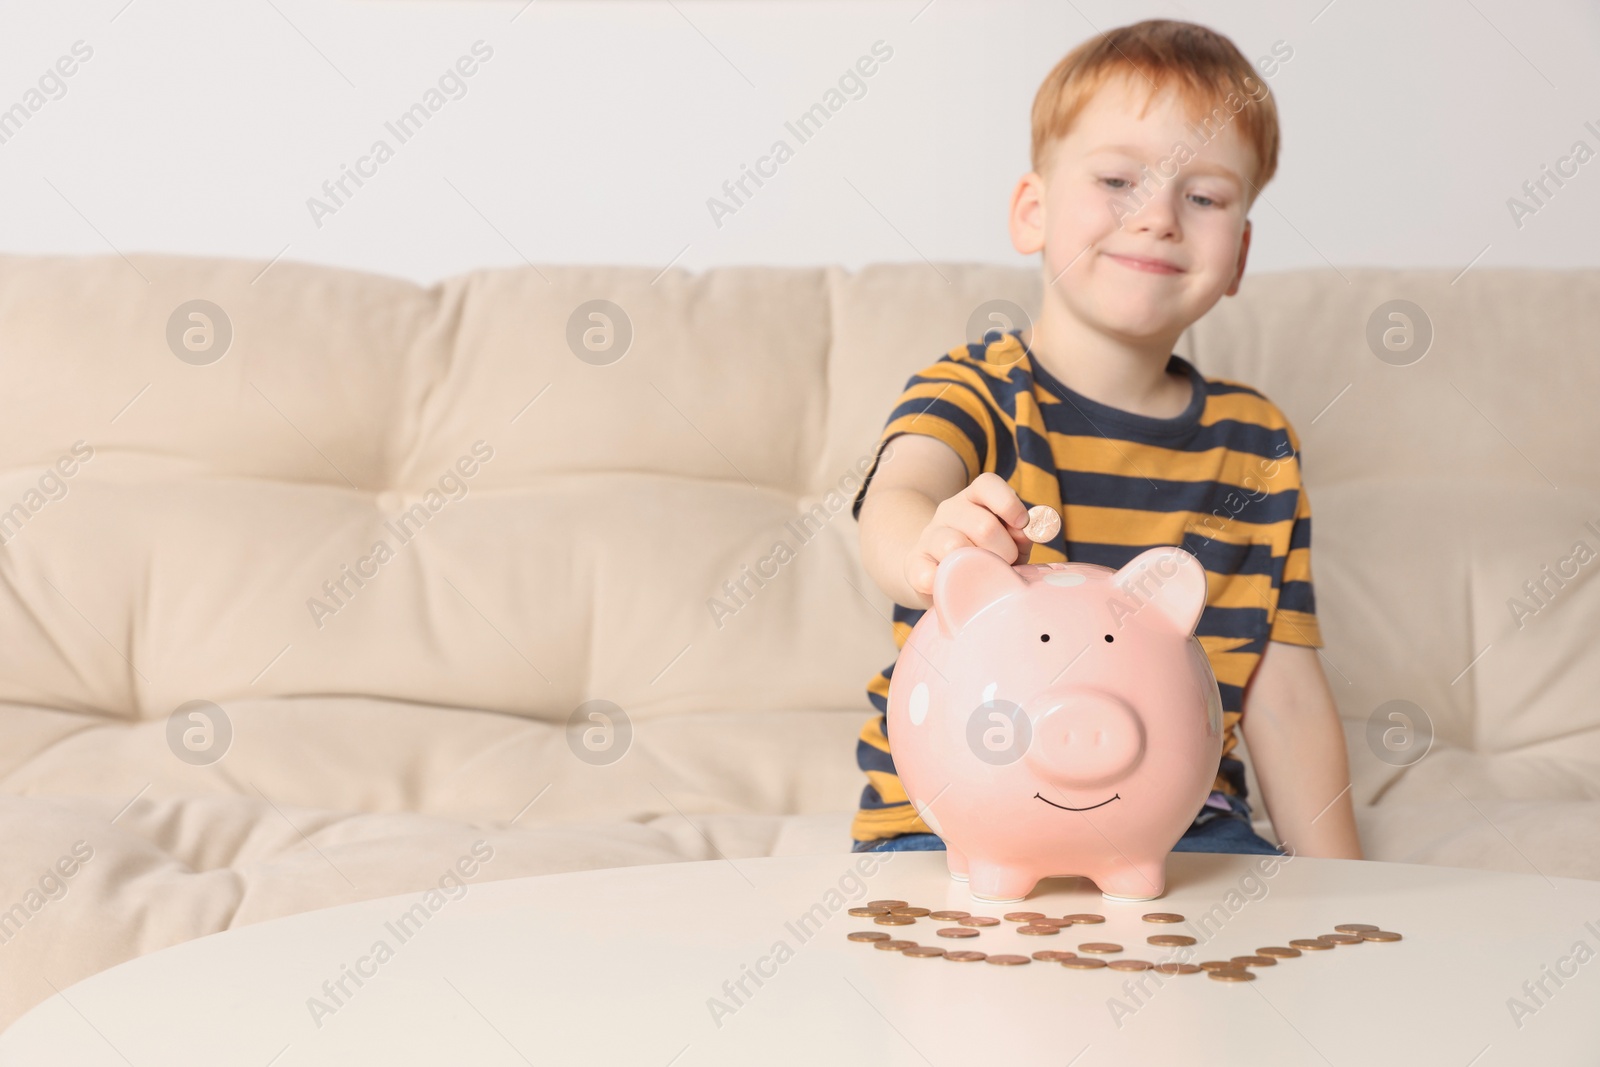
[{"x1": 1, "y1": 252, "x2": 1596, "y2": 1029}]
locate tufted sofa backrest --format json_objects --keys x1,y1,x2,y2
[{"x1": 1, "y1": 254, "x2": 1596, "y2": 808}]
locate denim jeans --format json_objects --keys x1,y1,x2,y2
[{"x1": 851, "y1": 790, "x2": 1282, "y2": 856}]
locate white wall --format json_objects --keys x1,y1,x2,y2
[{"x1": 2, "y1": 0, "x2": 1597, "y2": 286}]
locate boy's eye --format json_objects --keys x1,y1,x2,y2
[{"x1": 1102, "y1": 177, "x2": 1222, "y2": 209}]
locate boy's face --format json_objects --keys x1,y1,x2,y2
[{"x1": 1010, "y1": 76, "x2": 1257, "y2": 343}]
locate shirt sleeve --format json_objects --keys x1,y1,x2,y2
[
  {"x1": 850, "y1": 359, "x2": 996, "y2": 521},
  {"x1": 1268, "y1": 424, "x2": 1324, "y2": 648}
]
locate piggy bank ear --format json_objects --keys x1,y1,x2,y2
[
  {"x1": 931, "y1": 546, "x2": 1028, "y2": 639},
  {"x1": 1110, "y1": 546, "x2": 1207, "y2": 635}
]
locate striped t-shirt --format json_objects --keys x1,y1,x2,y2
[{"x1": 850, "y1": 329, "x2": 1323, "y2": 845}]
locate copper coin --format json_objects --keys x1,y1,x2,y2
[
  {"x1": 1231, "y1": 955, "x2": 1277, "y2": 968},
  {"x1": 1018, "y1": 924, "x2": 1060, "y2": 936},
  {"x1": 1142, "y1": 913, "x2": 1185, "y2": 924},
  {"x1": 874, "y1": 914, "x2": 915, "y2": 926},
  {"x1": 847, "y1": 931, "x2": 891, "y2": 943},
  {"x1": 873, "y1": 939, "x2": 917, "y2": 951},
  {"x1": 986, "y1": 954, "x2": 1031, "y2": 966},
  {"x1": 1004, "y1": 911, "x2": 1046, "y2": 922},
  {"x1": 936, "y1": 927, "x2": 979, "y2": 939},
  {"x1": 867, "y1": 900, "x2": 907, "y2": 909},
  {"x1": 944, "y1": 950, "x2": 987, "y2": 962},
  {"x1": 1031, "y1": 950, "x2": 1077, "y2": 962},
  {"x1": 1207, "y1": 967, "x2": 1255, "y2": 982},
  {"x1": 1257, "y1": 946, "x2": 1301, "y2": 958},
  {"x1": 1063, "y1": 913, "x2": 1106, "y2": 925},
  {"x1": 1078, "y1": 942, "x2": 1122, "y2": 954},
  {"x1": 1361, "y1": 930, "x2": 1403, "y2": 942},
  {"x1": 959, "y1": 916, "x2": 1001, "y2": 927},
  {"x1": 903, "y1": 946, "x2": 946, "y2": 958},
  {"x1": 1061, "y1": 957, "x2": 1107, "y2": 969},
  {"x1": 1024, "y1": 505, "x2": 1061, "y2": 543},
  {"x1": 1334, "y1": 923, "x2": 1379, "y2": 934},
  {"x1": 1198, "y1": 960, "x2": 1237, "y2": 971},
  {"x1": 1153, "y1": 962, "x2": 1202, "y2": 975},
  {"x1": 929, "y1": 910, "x2": 970, "y2": 921},
  {"x1": 1289, "y1": 939, "x2": 1333, "y2": 951},
  {"x1": 848, "y1": 907, "x2": 889, "y2": 918},
  {"x1": 1107, "y1": 959, "x2": 1153, "y2": 971},
  {"x1": 1147, "y1": 934, "x2": 1197, "y2": 947},
  {"x1": 1028, "y1": 917, "x2": 1070, "y2": 928},
  {"x1": 890, "y1": 907, "x2": 931, "y2": 918},
  {"x1": 1318, "y1": 934, "x2": 1363, "y2": 946}
]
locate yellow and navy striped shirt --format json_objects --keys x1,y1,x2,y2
[{"x1": 850, "y1": 329, "x2": 1323, "y2": 845}]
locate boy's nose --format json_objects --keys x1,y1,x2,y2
[{"x1": 1127, "y1": 203, "x2": 1178, "y2": 238}]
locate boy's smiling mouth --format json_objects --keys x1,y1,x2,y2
[
  {"x1": 1035, "y1": 792, "x2": 1121, "y2": 811},
  {"x1": 1104, "y1": 252, "x2": 1183, "y2": 275}
]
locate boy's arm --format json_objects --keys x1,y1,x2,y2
[
  {"x1": 856, "y1": 434, "x2": 969, "y2": 611},
  {"x1": 1239, "y1": 640, "x2": 1364, "y2": 860}
]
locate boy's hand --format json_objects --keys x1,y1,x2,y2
[{"x1": 903, "y1": 472, "x2": 1034, "y2": 600}]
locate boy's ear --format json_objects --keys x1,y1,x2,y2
[{"x1": 1009, "y1": 172, "x2": 1046, "y2": 256}]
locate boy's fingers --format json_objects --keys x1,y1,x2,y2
[
  {"x1": 1009, "y1": 523, "x2": 1035, "y2": 555},
  {"x1": 910, "y1": 522, "x2": 1003, "y2": 597},
  {"x1": 925, "y1": 520, "x2": 990, "y2": 564},
  {"x1": 968, "y1": 473, "x2": 1030, "y2": 531},
  {"x1": 905, "y1": 549, "x2": 945, "y2": 599},
  {"x1": 950, "y1": 506, "x2": 1019, "y2": 564},
  {"x1": 905, "y1": 556, "x2": 931, "y2": 598}
]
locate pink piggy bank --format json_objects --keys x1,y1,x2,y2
[{"x1": 886, "y1": 544, "x2": 1223, "y2": 903}]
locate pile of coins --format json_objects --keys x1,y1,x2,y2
[{"x1": 846, "y1": 900, "x2": 1402, "y2": 981}]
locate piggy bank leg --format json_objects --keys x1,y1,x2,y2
[
  {"x1": 1093, "y1": 858, "x2": 1166, "y2": 902},
  {"x1": 946, "y1": 847, "x2": 969, "y2": 883},
  {"x1": 966, "y1": 863, "x2": 1038, "y2": 904}
]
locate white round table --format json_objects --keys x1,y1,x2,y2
[{"x1": 4, "y1": 850, "x2": 1598, "y2": 1065}]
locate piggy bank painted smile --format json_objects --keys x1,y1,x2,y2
[{"x1": 886, "y1": 545, "x2": 1223, "y2": 904}]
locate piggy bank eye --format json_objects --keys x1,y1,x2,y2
[
  {"x1": 1104, "y1": 634, "x2": 1115, "y2": 643},
  {"x1": 1039, "y1": 634, "x2": 1051, "y2": 643}
]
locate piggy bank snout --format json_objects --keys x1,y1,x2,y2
[{"x1": 1024, "y1": 694, "x2": 1145, "y2": 788}]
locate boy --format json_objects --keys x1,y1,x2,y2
[{"x1": 849, "y1": 20, "x2": 1363, "y2": 860}]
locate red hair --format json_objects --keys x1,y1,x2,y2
[{"x1": 1030, "y1": 19, "x2": 1280, "y2": 199}]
